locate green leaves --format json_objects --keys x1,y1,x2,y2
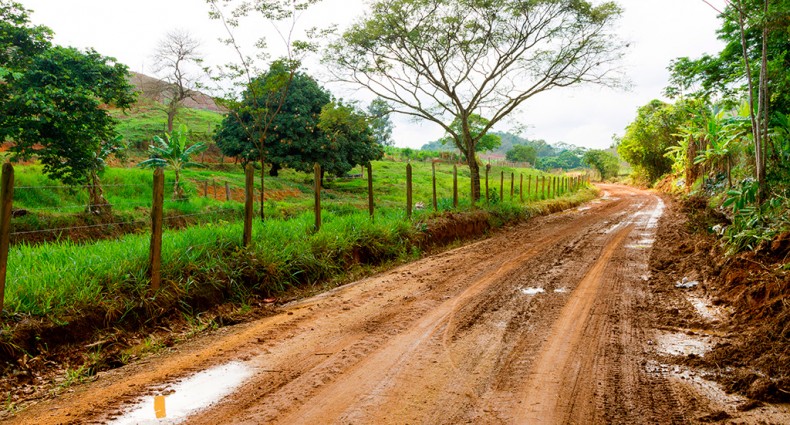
[
  {"x1": 582, "y1": 149, "x2": 619, "y2": 180},
  {"x1": 140, "y1": 126, "x2": 207, "y2": 172},
  {"x1": 1, "y1": 42, "x2": 136, "y2": 187},
  {"x1": 618, "y1": 99, "x2": 686, "y2": 182}
]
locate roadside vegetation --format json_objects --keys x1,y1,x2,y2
[
  {"x1": 8, "y1": 159, "x2": 585, "y2": 317},
  {"x1": 617, "y1": 2, "x2": 790, "y2": 255}
]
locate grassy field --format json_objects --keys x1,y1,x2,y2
[
  {"x1": 111, "y1": 100, "x2": 224, "y2": 151},
  {"x1": 6, "y1": 160, "x2": 590, "y2": 318}
]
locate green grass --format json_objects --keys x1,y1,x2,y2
[
  {"x1": 5, "y1": 160, "x2": 591, "y2": 317},
  {"x1": 111, "y1": 103, "x2": 224, "y2": 150}
]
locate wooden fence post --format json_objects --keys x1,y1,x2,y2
[
  {"x1": 243, "y1": 164, "x2": 253, "y2": 246},
  {"x1": 367, "y1": 164, "x2": 374, "y2": 220},
  {"x1": 150, "y1": 168, "x2": 164, "y2": 291},
  {"x1": 527, "y1": 175, "x2": 532, "y2": 199},
  {"x1": 314, "y1": 163, "x2": 321, "y2": 231},
  {"x1": 453, "y1": 165, "x2": 458, "y2": 209},
  {"x1": 203, "y1": 180, "x2": 208, "y2": 198},
  {"x1": 552, "y1": 176, "x2": 557, "y2": 198},
  {"x1": 432, "y1": 161, "x2": 438, "y2": 211},
  {"x1": 225, "y1": 182, "x2": 231, "y2": 201},
  {"x1": 510, "y1": 172, "x2": 514, "y2": 201},
  {"x1": 520, "y1": 174, "x2": 524, "y2": 202},
  {"x1": 541, "y1": 176, "x2": 546, "y2": 200},
  {"x1": 406, "y1": 163, "x2": 413, "y2": 220},
  {"x1": 499, "y1": 171, "x2": 504, "y2": 202},
  {"x1": 485, "y1": 165, "x2": 490, "y2": 206},
  {"x1": 0, "y1": 164, "x2": 14, "y2": 311}
]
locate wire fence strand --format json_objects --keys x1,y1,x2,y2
[{"x1": 10, "y1": 219, "x2": 150, "y2": 236}]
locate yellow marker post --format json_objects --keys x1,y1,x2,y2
[{"x1": 154, "y1": 395, "x2": 167, "y2": 419}]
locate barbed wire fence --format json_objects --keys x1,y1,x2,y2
[{"x1": 0, "y1": 162, "x2": 591, "y2": 313}]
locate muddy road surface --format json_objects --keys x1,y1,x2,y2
[{"x1": 11, "y1": 185, "x2": 789, "y2": 424}]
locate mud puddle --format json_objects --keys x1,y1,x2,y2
[
  {"x1": 654, "y1": 331, "x2": 714, "y2": 357},
  {"x1": 521, "y1": 287, "x2": 546, "y2": 295},
  {"x1": 109, "y1": 362, "x2": 253, "y2": 424},
  {"x1": 686, "y1": 294, "x2": 728, "y2": 322}
]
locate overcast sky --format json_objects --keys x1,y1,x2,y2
[{"x1": 19, "y1": 0, "x2": 727, "y2": 150}]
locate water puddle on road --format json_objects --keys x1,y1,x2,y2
[
  {"x1": 654, "y1": 332, "x2": 713, "y2": 357},
  {"x1": 521, "y1": 287, "x2": 546, "y2": 295},
  {"x1": 686, "y1": 295, "x2": 728, "y2": 322},
  {"x1": 109, "y1": 362, "x2": 253, "y2": 424}
]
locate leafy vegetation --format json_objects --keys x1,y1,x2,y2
[
  {"x1": 6, "y1": 160, "x2": 587, "y2": 318},
  {"x1": 618, "y1": 1, "x2": 790, "y2": 253},
  {"x1": 583, "y1": 150, "x2": 620, "y2": 181},
  {"x1": 138, "y1": 125, "x2": 207, "y2": 200},
  {"x1": 0, "y1": 1, "x2": 136, "y2": 212}
]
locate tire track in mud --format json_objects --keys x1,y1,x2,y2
[
  {"x1": 11, "y1": 185, "x2": 688, "y2": 425},
  {"x1": 516, "y1": 223, "x2": 635, "y2": 423}
]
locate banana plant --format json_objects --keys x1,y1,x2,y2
[{"x1": 139, "y1": 125, "x2": 206, "y2": 200}]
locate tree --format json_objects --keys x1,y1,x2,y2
[
  {"x1": 0, "y1": 1, "x2": 51, "y2": 70},
  {"x1": 207, "y1": 0, "x2": 325, "y2": 220},
  {"x1": 666, "y1": 1, "x2": 790, "y2": 201},
  {"x1": 505, "y1": 145, "x2": 537, "y2": 165},
  {"x1": 618, "y1": 100, "x2": 687, "y2": 183},
  {"x1": 368, "y1": 97, "x2": 395, "y2": 146},
  {"x1": 0, "y1": 2, "x2": 136, "y2": 212},
  {"x1": 440, "y1": 114, "x2": 501, "y2": 160},
  {"x1": 325, "y1": 0, "x2": 625, "y2": 201},
  {"x1": 317, "y1": 100, "x2": 384, "y2": 184},
  {"x1": 583, "y1": 149, "x2": 619, "y2": 181},
  {"x1": 215, "y1": 67, "x2": 331, "y2": 176},
  {"x1": 139, "y1": 126, "x2": 206, "y2": 200},
  {"x1": 151, "y1": 29, "x2": 203, "y2": 132}
]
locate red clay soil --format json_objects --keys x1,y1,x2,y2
[
  {"x1": 4, "y1": 184, "x2": 788, "y2": 424},
  {"x1": 649, "y1": 196, "x2": 790, "y2": 404}
]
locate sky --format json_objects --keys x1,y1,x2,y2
[{"x1": 19, "y1": 0, "x2": 728, "y2": 150}]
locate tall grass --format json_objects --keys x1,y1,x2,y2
[{"x1": 5, "y1": 160, "x2": 590, "y2": 318}]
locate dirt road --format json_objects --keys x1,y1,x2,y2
[{"x1": 11, "y1": 185, "x2": 789, "y2": 424}]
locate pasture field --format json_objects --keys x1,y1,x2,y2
[{"x1": 6, "y1": 160, "x2": 590, "y2": 318}]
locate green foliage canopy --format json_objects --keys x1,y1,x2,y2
[
  {"x1": 215, "y1": 66, "x2": 331, "y2": 172},
  {"x1": 618, "y1": 99, "x2": 687, "y2": 182},
  {"x1": 583, "y1": 149, "x2": 620, "y2": 180},
  {"x1": 317, "y1": 100, "x2": 384, "y2": 177},
  {"x1": 505, "y1": 145, "x2": 538, "y2": 165},
  {"x1": 368, "y1": 98, "x2": 394, "y2": 147},
  {"x1": 215, "y1": 67, "x2": 382, "y2": 178},
  {"x1": 0, "y1": 1, "x2": 135, "y2": 187}
]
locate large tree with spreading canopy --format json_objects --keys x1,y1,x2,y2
[{"x1": 324, "y1": 0, "x2": 626, "y2": 201}]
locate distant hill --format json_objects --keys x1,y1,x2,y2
[
  {"x1": 112, "y1": 72, "x2": 226, "y2": 154},
  {"x1": 128, "y1": 72, "x2": 224, "y2": 113},
  {"x1": 420, "y1": 131, "x2": 580, "y2": 158}
]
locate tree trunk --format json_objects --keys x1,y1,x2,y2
[
  {"x1": 259, "y1": 148, "x2": 266, "y2": 221},
  {"x1": 757, "y1": 0, "x2": 769, "y2": 201},
  {"x1": 736, "y1": 0, "x2": 765, "y2": 202},
  {"x1": 166, "y1": 103, "x2": 176, "y2": 133},
  {"x1": 269, "y1": 163, "x2": 281, "y2": 177},
  {"x1": 464, "y1": 138, "x2": 481, "y2": 202},
  {"x1": 87, "y1": 171, "x2": 110, "y2": 215}
]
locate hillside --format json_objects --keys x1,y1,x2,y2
[
  {"x1": 112, "y1": 72, "x2": 226, "y2": 154},
  {"x1": 128, "y1": 72, "x2": 224, "y2": 113}
]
